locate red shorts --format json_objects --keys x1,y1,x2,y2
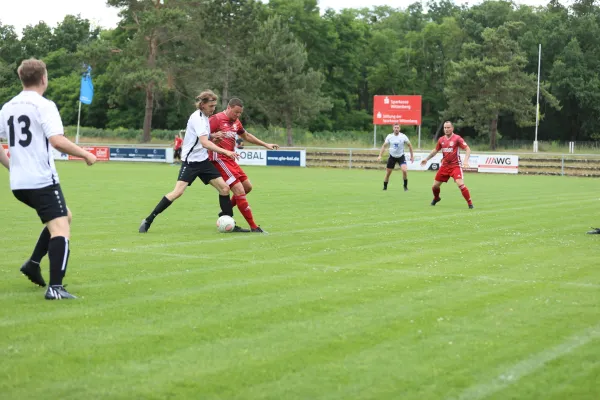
[
  {"x1": 435, "y1": 165, "x2": 463, "y2": 183},
  {"x1": 212, "y1": 157, "x2": 248, "y2": 187}
]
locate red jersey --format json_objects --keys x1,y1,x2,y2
[
  {"x1": 209, "y1": 111, "x2": 245, "y2": 160},
  {"x1": 435, "y1": 133, "x2": 468, "y2": 166},
  {"x1": 174, "y1": 137, "x2": 183, "y2": 150}
]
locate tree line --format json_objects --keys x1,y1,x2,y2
[{"x1": 0, "y1": 0, "x2": 598, "y2": 148}]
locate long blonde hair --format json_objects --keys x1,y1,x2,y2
[{"x1": 195, "y1": 90, "x2": 218, "y2": 110}]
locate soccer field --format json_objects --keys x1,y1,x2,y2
[{"x1": 1, "y1": 162, "x2": 599, "y2": 400}]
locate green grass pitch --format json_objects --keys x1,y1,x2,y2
[{"x1": 1, "y1": 162, "x2": 599, "y2": 400}]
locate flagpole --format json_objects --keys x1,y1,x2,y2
[
  {"x1": 533, "y1": 44, "x2": 541, "y2": 153},
  {"x1": 373, "y1": 125, "x2": 377, "y2": 149},
  {"x1": 76, "y1": 100, "x2": 82, "y2": 144}
]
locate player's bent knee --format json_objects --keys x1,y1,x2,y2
[
  {"x1": 67, "y1": 209, "x2": 73, "y2": 224},
  {"x1": 47, "y1": 216, "x2": 71, "y2": 238},
  {"x1": 167, "y1": 190, "x2": 182, "y2": 201},
  {"x1": 231, "y1": 186, "x2": 245, "y2": 196}
]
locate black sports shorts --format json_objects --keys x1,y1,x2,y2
[
  {"x1": 177, "y1": 160, "x2": 222, "y2": 186},
  {"x1": 386, "y1": 155, "x2": 406, "y2": 169},
  {"x1": 13, "y1": 183, "x2": 68, "y2": 224}
]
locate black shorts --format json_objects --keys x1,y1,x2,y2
[
  {"x1": 178, "y1": 160, "x2": 222, "y2": 186},
  {"x1": 386, "y1": 155, "x2": 406, "y2": 169},
  {"x1": 174, "y1": 148, "x2": 182, "y2": 159},
  {"x1": 13, "y1": 183, "x2": 68, "y2": 224}
]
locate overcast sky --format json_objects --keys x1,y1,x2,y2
[{"x1": 1, "y1": 0, "x2": 560, "y2": 36}]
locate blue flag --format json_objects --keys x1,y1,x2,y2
[{"x1": 79, "y1": 65, "x2": 94, "y2": 105}]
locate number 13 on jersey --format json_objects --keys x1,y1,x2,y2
[{"x1": 7, "y1": 115, "x2": 33, "y2": 147}]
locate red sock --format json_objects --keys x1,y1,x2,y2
[
  {"x1": 235, "y1": 194, "x2": 258, "y2": 229},
  {"x1": 432, "y1": 186, "x2": 440, "y2": 200},
  {"x1": 231, "y1": 195, "x2": 237, "y2": 208},
  {"x1": 459, "y1": 184, "x2": 472, "y2": 205}
]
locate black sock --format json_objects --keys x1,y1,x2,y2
[
  {"x1": 147, "y1": 196, "x2": 172, "y2": 223},
  {"x1": 404, "y1": 179, "x2": 408, "y2": 188},
  {"x1": 48, "y1": 236, "x2": 69, "y2": 286},
  {"x1": 383, "y1": 181, "x2": 388, "y2": 189},
  {"x1": 30, "y1": 227, "x2": 50, "y2": 263},
  {"x1": 219, "y1": 195, "x2": 234, "y2": 217}
]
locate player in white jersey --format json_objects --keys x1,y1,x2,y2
[
  {"x1": 377, "y1": 124, "x2": 414, "y2": 191},
  {"x1": 138, "y1": 90, "x2": 244, "y2": 233},
  {"x1": 0, "y1": 58, "x2": 97, "y2": 300}
]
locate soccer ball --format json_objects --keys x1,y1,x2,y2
[{"x1": 216, "y1": 215, "x2": 235, "y2": 233}]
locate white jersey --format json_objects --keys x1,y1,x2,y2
[
  {"x1": 384, "y1": 133, "x2": 410, "y2": 158},
  {"x1": 182, "y1": 110, "x2": 210, "y2": 162},
  {"x1": 0, "y1": 91, "x2": 63, "y2": 190}
]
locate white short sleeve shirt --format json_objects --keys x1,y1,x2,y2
[
  {"x1": 384, "y1": 133, "x2": 410, "y2": 158},
  {"x1": 181, "y1": 110, "x2": 210, "y2": 162},
  {"x1": 0, "y1": 91, "x2": 63, "y2": 190}
]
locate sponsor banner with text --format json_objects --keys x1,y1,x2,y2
[
  {"x1": 402, "y1": 153, "x2": 518, "y2": 173},
  {"x1": 477, "y1": 155, "x2": 519, "y2": 174},
  {"x1": 373, "y1": 95, "x2": 422, "y2": 125},
  {"x1": 266, "y1": 150, "x2": 306, "y2": 167},
  {"x1": 109, "y1": 147, "x2": 167, "y2": 162},
  {"x1": 237, "y1": 149, "x2": 266, "y2": 166}
]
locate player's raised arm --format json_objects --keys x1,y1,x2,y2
[
  {"x1": 240, "y1": 131, "x2": 279, "y2": 150},
  {"x1": 48, "y1": 135, "x2": 96, "y2": 166},
  {"x1": 199, "y1": 135, "x2": 238, "y2": 160},
  {"x1": 39, "y1": 100, "x2": 96, "y2": 166},
  {"x1": 209, "y1": 130, "x2": 225, "y2": 142}
]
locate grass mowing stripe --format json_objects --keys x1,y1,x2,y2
[{"x1": 3, "y1": 194, "x2": 587, "y2": 255}]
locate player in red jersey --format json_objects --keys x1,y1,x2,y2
[
  {"x1": 421, "y1": 121, "x2": 474, "y2": 209},
  {"x1": 209, "y1": 98, "x2": 279, "y2": 233},
  {"x1": 173, "y1": 131, "x2": 183, "y2": 164}
]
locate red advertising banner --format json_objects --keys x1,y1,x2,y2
[
  {"x1": 373, "y1": 95, "x2": 422, "y2": 125},
  {"x1": 68, "y1": 146, "x2": 109, "y2": 161}
]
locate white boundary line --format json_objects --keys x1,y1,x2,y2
[{"x1": 452, "y1": 323, "x2": 600, "y2": 400}]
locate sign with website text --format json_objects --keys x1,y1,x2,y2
[
  {"x1": 266, "y1": 150, "x2": 306, "y2": 167},
  {"x1": 373, "y1": 95, "x2": 422, "y2": 125},
  {"x1": 109, "y1": 147, "x2": 166, "y2": 162}
]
